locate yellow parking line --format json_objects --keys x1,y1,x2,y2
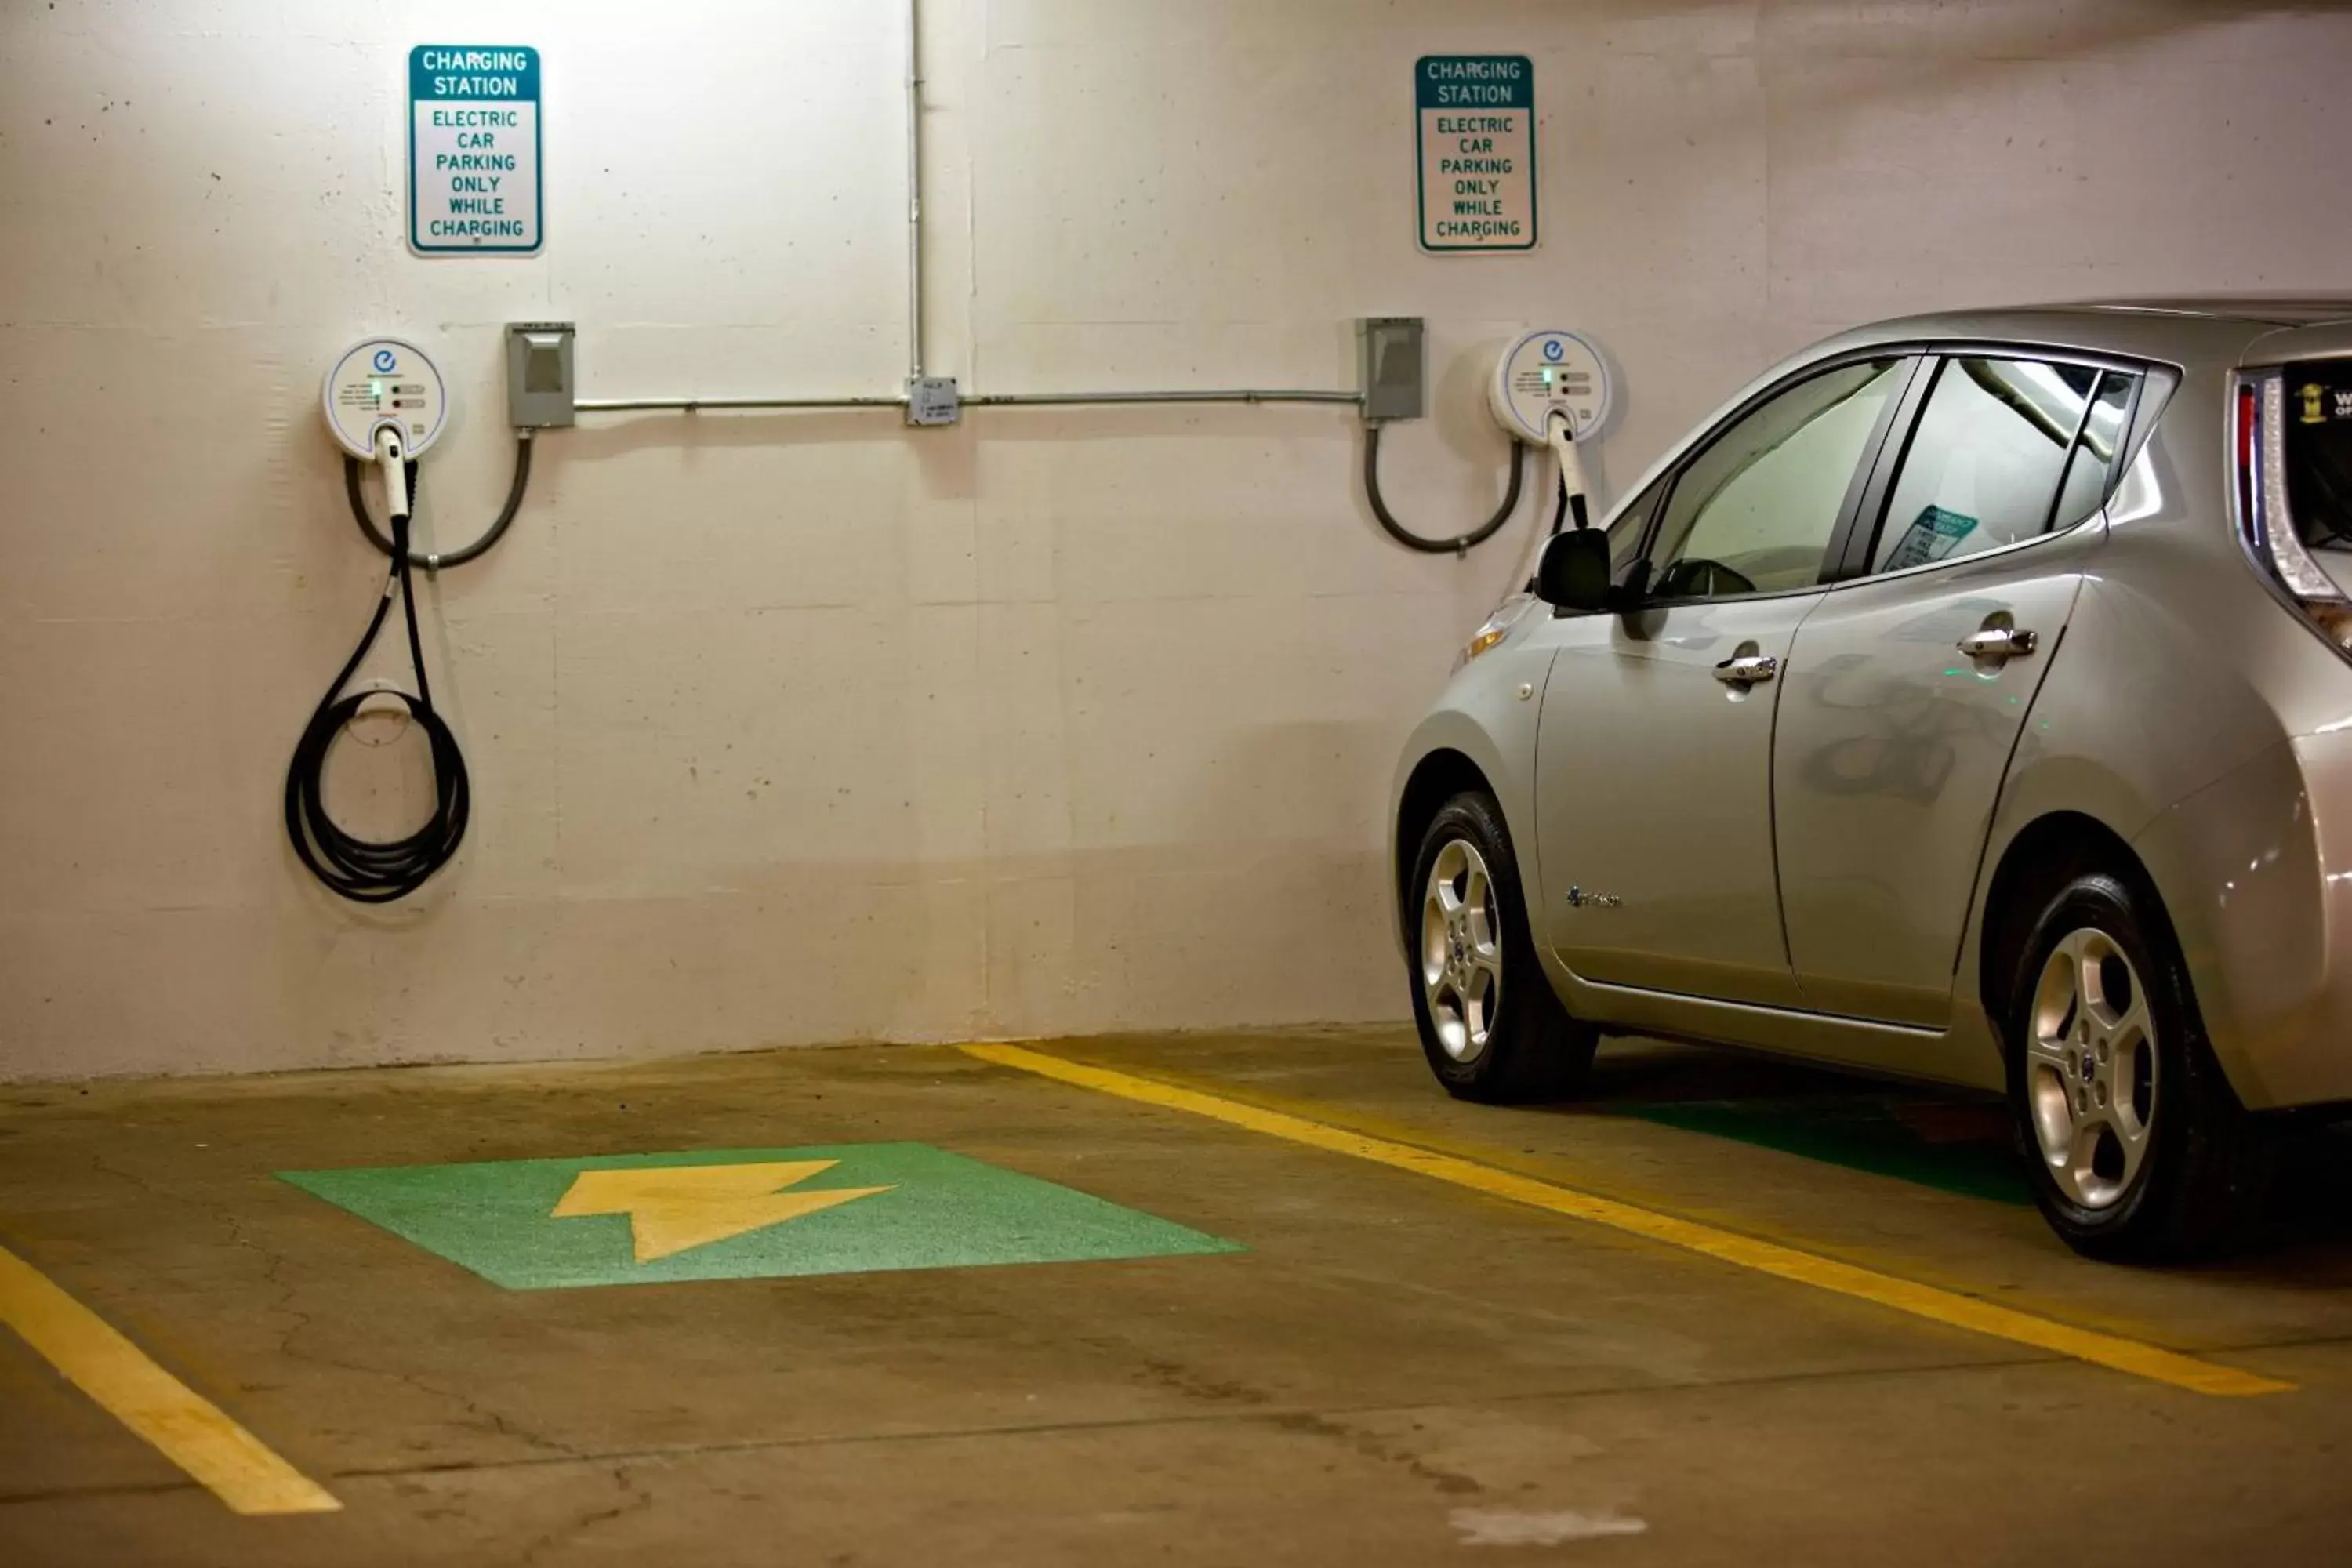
[
  {"x1": 0, "y1": 1243, "x2": 339, "y2": 1515},
  {"x1": 962, "y1": 1043, "x2": 2292, "y2": 1399}
]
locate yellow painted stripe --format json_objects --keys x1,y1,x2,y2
[
  {"x1": 963, "y1": 1043, "x2": 2292, "y2": 1399},
  {"x1": 0, "y1": 1243, "x2": 340, "y2": 1514}
]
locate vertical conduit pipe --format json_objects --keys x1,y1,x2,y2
[{"x1": 906, "y1": 0, "x2": 925, "y2": 383}]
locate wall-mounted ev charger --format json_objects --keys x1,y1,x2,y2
[
  {"x1": 322, "y1": 336, "x2": 449, "y2": 520},
  {"x1": 1490, "y1": 328, "x2": 1613, "y2": 532},
  {"x1": 287, "y1": 335, "x2": 493, "y2": 904},
  {"x1": 1488, "y1": 327, "x2": 1612, "y2": 445}
]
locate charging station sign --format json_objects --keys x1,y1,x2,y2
[
  {"x1": 1416, "y1": 55, "x2": 1536, "y2": 253},
  {"x1": 408, "y1": 45, "x2": 542, "y2": 255}
]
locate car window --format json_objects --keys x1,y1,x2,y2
[
  {"x1": 1606, "y1": 471, "x2": 1668, "y2": 577},
  {"x1": 1647, "y1": 358, "x2": 1907, "y2": 600},
  {"x1": 2287, "y1": 365, "x2": 2352, "y2": 551},
  {"x1": 2050, "y1": 370, "x2": 2139, "y2": 532},
  {"x1": 1868, "y1": 358, "x2": 2124, "y2": 575}
]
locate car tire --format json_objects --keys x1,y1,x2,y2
[
  {"x1": 1406, "y1": 790, "x2": 1597, "y2": 1103},
  {"x1": 2004, "y1": 869, "x2": 2273, "y2": 1261}
]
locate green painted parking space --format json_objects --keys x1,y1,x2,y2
[
  {"x1": 1609, "y1": 1097, "x2": 2030, "y2": 1205},
  {"x1": 281, "y1": 1142, "x2": 1240, "y2": 1290}
]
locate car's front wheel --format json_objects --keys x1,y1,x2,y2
[
  {"x1": 2005, "y1": 869, "x2": 2272, "y2": 1260},
  {"x1": 1407, "y1": 791, "x2": 1595, "y2": 1102}
]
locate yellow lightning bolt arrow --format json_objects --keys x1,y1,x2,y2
[{"x1": 551, "y1": 1161, "x2": 894, "y2": 1264}]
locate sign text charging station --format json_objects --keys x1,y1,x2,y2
[
  {"x1": 1415, "y1": 55, "x2": 1536, "y2": 253},
  {"x1": 408, "y1": 45, "x2": 543, "y2": 255}
]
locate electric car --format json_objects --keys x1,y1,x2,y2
[{"x1": 1390, "y1": 301, "x2": 2352, "y2": 1259}]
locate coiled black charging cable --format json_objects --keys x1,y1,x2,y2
[
  {"x1": 284, "y1": 501, "x2": 471, "y2": 902},
  {"x1": 288, "y1": 435, "x2": 537, "y2": 899},
  {"x1": 1363, "y1": 424, "x2": 1526, "y2": 554}
]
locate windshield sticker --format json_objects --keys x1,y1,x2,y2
[
  {"x1": 2296, "y1": 381, "x2": 2352, "y2": 425},
  {"x1": 1883, "y1": 505, "x2": 1980, "y2": 571}
]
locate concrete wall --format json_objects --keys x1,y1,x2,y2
[{"x1": 3, "y1": 0, "x2": 2348, "y2": 1080}]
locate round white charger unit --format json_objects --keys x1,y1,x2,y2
[
  {"x1": 1489, "y1": 328, "x2": 1613, "y2": 445},
  {"x1": 322, "y1": 337, "x2": 448, "y2": 460}
]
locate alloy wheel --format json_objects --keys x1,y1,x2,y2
[
  {"x1": 1421, "y1": 838, "x2": 1503, "y2": 1062},
  {"x1": 2026, "y1": 927, "x2": 2159, "y2": 1210}
]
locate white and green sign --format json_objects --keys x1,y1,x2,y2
[
  {"x1": 1415, "y1": 55, "x2": 1536, "y2": 253},
  {"x1": 408, "y1": 45, "x2": 542, "y2": 255}
]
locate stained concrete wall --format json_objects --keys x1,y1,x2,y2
[{"x1": 2, "y1": 0, "x2": 2348, "y2": 1079}]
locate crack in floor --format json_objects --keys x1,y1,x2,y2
[
  {"x1": 0, "y1": 1345, "x2": 2096, "y2": 1510},
  {"x1": 67, "y1": 1153, "x2": 579, "y2": 1465},
  {"x1": 515, "y1": 1462, "x2": 656, "y2": 1566}
]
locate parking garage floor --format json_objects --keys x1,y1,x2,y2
[{"x1": 5, "y1": 1029, "x2": 2351, "y2": 1566}]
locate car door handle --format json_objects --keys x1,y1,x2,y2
[
  {"x1": 1712, "y1": 653, "x2": 1779, "y2": 686},
  {"x1": 1957, "y1": 626, "x2": 2038, "y2": 661}
]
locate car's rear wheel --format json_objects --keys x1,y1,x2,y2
[
  {"x1": 2005, "y1": 869, "x2": 2272, "y2": 1260},
  {"x1": 1408, "y1": 791, "x2": 1595, "y2": 1102}
]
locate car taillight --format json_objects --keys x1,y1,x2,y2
[
  {"x1": 2231, "y1": 370, "x2": 2352, "y2": 657},
  {"x1": 2237, "y1": 381, "x2": 2259, "y2": 551}
]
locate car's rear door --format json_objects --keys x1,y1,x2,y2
[
  {"x1": 1773, "y1": 354, "x2": 2143, "y2": 1026},
  {"x1": 1535, "y1": 354, "x2": 1916, "y2": 1008}
]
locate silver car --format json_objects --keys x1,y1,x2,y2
[{"x1": 1391, "y1": 300, "x2": 2352, "y2": 1259}]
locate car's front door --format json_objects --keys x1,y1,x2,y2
[
  {"x1": 1773, "y1": 356, "x2": 2141, "y2": 1026},
  {"x1": 1535, "y1": 355, "x2": 1915, "y2": 1007}
]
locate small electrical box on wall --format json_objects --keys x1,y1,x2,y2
[
  {"x1": 906, "y1": 376, "x2": 961, "y2": 427},
  {"x1": 1357, "y1": 317, "x2": 1425, "y2": 424},
  {"x1": 505, "y1": 321, "x2": 576, "y2": 429}
]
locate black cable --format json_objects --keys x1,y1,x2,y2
[
  {"x1": 284, "y1": 507, "x2": 470, "y2": 902},
  {"x1": 345, "y1": 434, "x2": 533, "y2": 569},
  {"x1": 1362, "y1": 423, "x2": 1525, "y2": 554}
]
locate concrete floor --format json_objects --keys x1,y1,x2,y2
[{"x1": 4, "y1": 1028, "x2": 2351, "y2": 1564}]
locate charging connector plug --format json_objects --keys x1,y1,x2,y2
[
  {"x1": 1546, "y1": 408, "x2": 1591, "y2": 531},
  {"x1": 373, "y1": 425, "x2": 411, "y2": 522}
]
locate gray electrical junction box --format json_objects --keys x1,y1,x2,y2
[
  {"x1": 1357, "y1": 317, "x2": 1425, "y2": 424},
  {"x1": 906, "y1": 376, "x2": 961, "y2": 427},
  {"x1": 505, "y1": 321, "x2": 577, "y2": 429}
]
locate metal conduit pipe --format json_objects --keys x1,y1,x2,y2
[
  {"x1": 906, "y1": 0, "x2": 925, "y2": 383},
  {"x1": 964, "y1": 390, "x2": 1362, "y2": 408},
  {"x1": 574, "y1": 390, "x2": 1363, "y2": 413},
  {"x1": 572, "y1": 396, "x2": 910, "y2": 412}
]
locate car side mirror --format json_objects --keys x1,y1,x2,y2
[{"x1": 1534, "y1": 528, "x2": 1614, "y2": 614}]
